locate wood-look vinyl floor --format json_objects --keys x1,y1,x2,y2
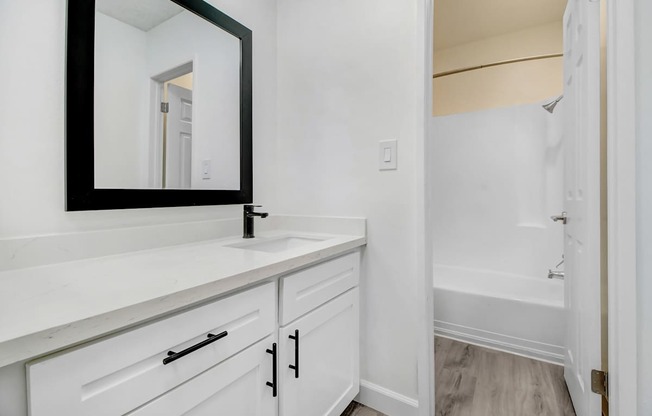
[
  {"x1": 341, "y1": 337, "x2": 576, "y2": 416},
  {"x1": 434, "y1": 337, "x2": 576, "y2": 416},
  {"x1": 340, "y1": 401, "x2": 386, "y2": 416}
]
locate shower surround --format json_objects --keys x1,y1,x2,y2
[{"x1": 432, "y1": 100, "x2": 565, "y2": 363}]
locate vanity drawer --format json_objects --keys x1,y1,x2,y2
[
  {"x1": 27, "y1": 282, "x2": 276, "y2": 416},
  {"x1": 280, "y1": 251, "x2": 359, "y2": 325},
  {"x1": 127, "y1": 336, "x2": 277, "y2": 416}
]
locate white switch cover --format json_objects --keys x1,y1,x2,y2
[
  {"x1": 201, "y1": 160, "x2": 211, "y2": 179},
  {"x1": 379, "y1": 140, "x2": 397, "y2": 170}
]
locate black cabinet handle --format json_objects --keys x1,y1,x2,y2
[
  {"x1": 163, "y1": 330, "x2": 228, "y2": 365},
  {"x1": 288, "y1": 329, "x2": 299, "y2": 378},
  {"x1": 266, "y1": 343, "x2": 277, "y2": 397}
]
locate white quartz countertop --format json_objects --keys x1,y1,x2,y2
[{"x1": 0, "y1": 218, "x2": 365, "y2": 368}]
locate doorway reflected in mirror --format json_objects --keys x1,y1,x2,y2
[
  {"x1": 162, "y1": 71, "x2": 193, "y2": 189},
  {"x1": 93, "y1": 0, "x2": 240, "y2": 191}
]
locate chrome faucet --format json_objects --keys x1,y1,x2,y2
[{"x1": 243, "y1": 205, "x2": 268, "y2": 239}]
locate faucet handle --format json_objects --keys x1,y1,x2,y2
[
  {"x1": 551, "y1": 212, "x2": 567, "y2": 224},
  {"x1": 244, "y1": 204, "x2": 262, "y2": 211},
  {"x1": 548, "y1": 269, "x2": 565, "y2": 280}
]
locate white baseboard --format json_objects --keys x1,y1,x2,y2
[
  {"x1": 356, "y1": 380, "x2": 419, "y2": 416},
  {"x1": 434, "y1": 320, "x2": 564, "y2": 365}
]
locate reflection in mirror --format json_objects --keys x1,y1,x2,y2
[
  {"x1": 94, "y1": 0, "x2": 240, "y2": 190},
  {"x1": 163, "y1": 71, "x2": 194, "y2": 189}
]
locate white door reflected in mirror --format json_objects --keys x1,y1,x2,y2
[
  {"x1": 93, "y1": 0, "x2": 241, "y2": 190},
  {"x1": 165, "y1": 82, "x2": 193, "y2": 189}
]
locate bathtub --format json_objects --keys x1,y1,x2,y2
[{"x1": 433, "y1": 264, "x2": 565, "y2": 364}]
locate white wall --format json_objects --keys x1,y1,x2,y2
[
  {"x1": 276, "y1": 0, "x2": 423, "y2": 407},
  {"x1": 94, "y1": 12, "x2": 149, "y2": 188},
  {"x1": 0, "y1": 0, "x2": 276, "y2": 412},
  {"x1": 432, "y1": 102, "x2": 564, "y2": 279},
  {"x1": 635, "y1": 0, "x2": 652, "y2": 413}
]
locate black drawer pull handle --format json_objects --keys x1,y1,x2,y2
[
  {"x1": 266, "y1": 343, "x2": 277, "y2": 397},
  {"x1": 289, "y1": 329, "x2": 299, "y2": 378},
  {"x1": 163, "y1": 330, "x2": 228, "y2": 365}
]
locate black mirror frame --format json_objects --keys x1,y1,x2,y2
[{"x1": 65, "y1": 0, "x2": 253, "y2": 211}]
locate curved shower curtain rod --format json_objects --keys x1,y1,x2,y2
[{"x1": 432, "y1": 53, "x2": 564, "y2": 79}]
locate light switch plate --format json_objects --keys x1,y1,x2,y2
[
  {"x1": 201, "y1": 160, "x2": 211, "y2": 179},
  {"x1": 379, "y1": 140, "x2": 397, "y2": 170}
]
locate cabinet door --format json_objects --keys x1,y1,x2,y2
[
  {"x1": 129, "y1": 336, "x2": 278, "y2": 416},
  {"x1": 279, "y1": 288, "x2": 359, "y2": 416}
]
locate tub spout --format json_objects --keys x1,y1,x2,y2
[{"x1": 548, "y1": 269, "x2": 565, "y2": 280}]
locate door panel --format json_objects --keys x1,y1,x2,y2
[
  {"x1": 166, "y1": 84, "x2": 192, "y2": 189},
  {"x1": 279, "y1": 289, "x2": 359, "y2": 416},
  {"x1": 562, "y1": 0, "x2": 602, "y2": 414}
]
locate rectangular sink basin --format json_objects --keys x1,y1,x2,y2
[{"x1": 226, "y1": 236, "x2": 327, "y2": 253}]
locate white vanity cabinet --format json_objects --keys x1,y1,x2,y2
[
  {"x1": 25, "y1": 250, "x2": 360, "y2": 416},
  {"x1": 279, "y1": 252, "x2": 360, "y2": 416}
]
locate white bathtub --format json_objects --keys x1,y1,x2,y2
[{"x1": 433, "y1": 264, "x2": 565, "y2": 364}]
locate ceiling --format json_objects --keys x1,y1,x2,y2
[
  {"x1": 96, "y1": 0, "x2": 185, "y2": 32},
  {"x1": 434, "y1": 0, "x2": 567, "y2": 51}
]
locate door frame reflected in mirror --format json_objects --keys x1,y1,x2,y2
[
  {"x1": 151, "y1": 62, "x2": 194, "y2": 190},
  {"x1": 66, "y1": 0, "x2": 252, "y2": 211}
]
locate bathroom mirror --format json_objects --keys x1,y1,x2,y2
[{"x1": 66, "y1": 0, "x2": 252, "y2": 210}]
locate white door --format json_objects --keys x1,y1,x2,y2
[
  {"x1": 279, "y1": 289, "x2": 359, "y2": 416},
  {"x1": 166, "y1": 84, "x2": 192, "y2": 189},
  {"x1": 562, "y1": 0, "x2": 602, "y2": 414},
  {"x1": 129, "y1": 336, "x2": 278, "y2": 416}
]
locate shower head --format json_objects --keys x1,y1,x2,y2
[{"x1": 542, "y1": 95, "x2": 564, "y2": 113}]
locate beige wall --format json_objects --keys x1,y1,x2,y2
[
  {"x1": 434, "y1": 22, "x2": 563, "y2": 116},
  {"x1": 168, "y1": 72, "x2": 193, "y2": 91},
  {"x1": 164, "y1": 72, "x2": 194, "y2": 101}
]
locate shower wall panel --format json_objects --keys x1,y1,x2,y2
[{"x1": 432, "y1": 101, "x2": 564, "y2": 280}]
